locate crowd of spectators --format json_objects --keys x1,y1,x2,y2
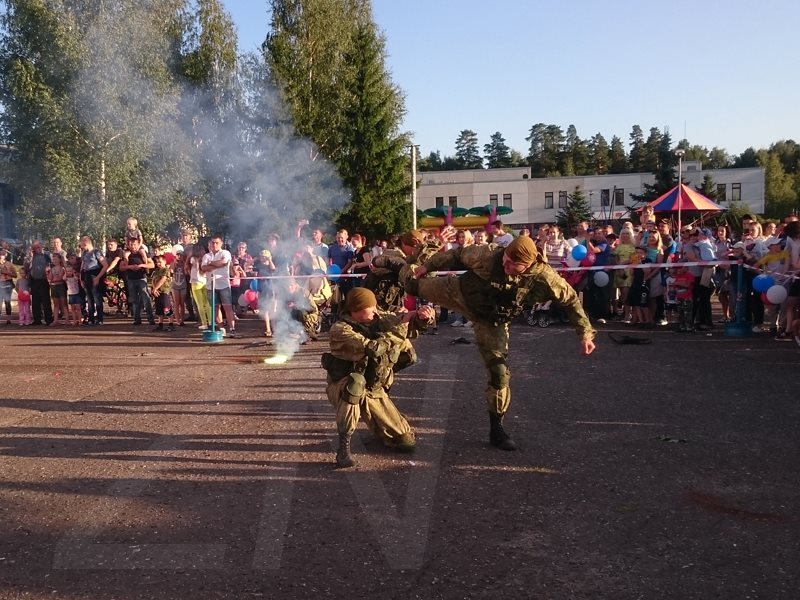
[{"x1": 1, "y1": 214, "x2": 798, "y2": 345}]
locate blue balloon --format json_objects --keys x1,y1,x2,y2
[
  {"x1": 571, "y1": 244, "x2": 588, "y2": 261},
  {"x1": 752, "y1": 274, "x2": 775, "y2": 293},
  {"x1": 327, "y1": 264, "x2": 342, "y2": 277},
  {"x1": 249, "y1": 278, "x2": 259, "y2": 291}
]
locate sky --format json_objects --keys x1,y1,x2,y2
[{"x1": 223, "y1": 0, "x2": 800, "y2": 160}]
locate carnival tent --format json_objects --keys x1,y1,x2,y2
[{"x1": 645, "y1": 183, "x2": 723, "y2": 213}]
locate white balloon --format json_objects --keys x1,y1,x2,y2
[
  {"x1": 766, "y1": 284, "x2": 788, "y2": 305},
  {"x1": 237, "y1": 294, "x2": 250, "y2": 307},
  {"x1": 565, "y1": 254, "x2": 581, "y2": 268},
  {"x1": 566, "y1": 238, "x2": 579, "y2": 248},
  {"x1": 593, "y1": 271, "x2": 610, "y2": 287}
]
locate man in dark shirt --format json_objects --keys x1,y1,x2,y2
[{"x1": 26, "y1": 240, "x2": 52, "y2": 325}]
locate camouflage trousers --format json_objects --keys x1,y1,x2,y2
[
  {"x1": 399, "y1": 272, "x2": 511, "y2": 415},
  {"x1": 326, "y1": 378, "x2": 413, "y2": 446}
]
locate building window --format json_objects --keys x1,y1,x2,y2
[
  {"x1": 489, "y1": 194, "x2": 498, "y2": 207},
  {"x1": 716, "y1": 184, "x2": 726, "y2": 202},
  {"x1": 558, "y1": 191, "x2": 567, "y2": 208},
  {"x1": 502, "y1": 193, "x2": 512, "y2": 208},
  {"x1": 435, "y1": 196, "x2": 444, "y2": 208},
  {"x1": 544, "y1": 192, "x2": 553, "y2": 209},
  {"x1": 614, "y1": 188, "x2": 624, "y2": 206},
  {"x1": 600, "y1": 189, "x2": 610, "y2": 206},
  {"x1": 448, "y1": 196, "x2": 458, "y2": 207},
  {"x1": 731, "y1": 183, "x2": 741, "y2": 202}
]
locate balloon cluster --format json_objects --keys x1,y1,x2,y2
[{"x1": 564, "y1": 240, "x2": 596, "y2": 269}]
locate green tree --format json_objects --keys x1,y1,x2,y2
[
  {"x1": 758, "y1": 149, "x2": 798, "y2": 218},
  {"x1": 0, "y1": 0, "x2": 193, "y2": 243},
  {"x1": 525, "y1": 122, "x2": 546, "y2": 177},
  {"x1": 630, "y1": 131, "x2": 676, "y2": 206},
  {"x1": 483, "y1": 131, "x2": 512, "y2": 168},
  {"x1": 695, "y1": 173, "x2": 717, "y2": 200},
  {"x1": 418, "y1": 150, "x2": 443, "y2": 171},
  {"x1": 556, "y1": 186, "x2": 592, "y2": 234},
  {"x1": 335, "y1": 21, "x2": 410, "y2": 239},
  {"x1": 628, "y1": 124, "x2": 645, "y2": 172},
  {"x1": 264, "y1": 0, "x2": 361, "y2": 162},
  {"x1": 643, "y1": 127, "x2": 662, "y2": 173},
  {"x1": 733, "y1": 147, "x2": 758, "y2": 168},
  {"x1": 454, "y1": 129, "x2": 482, "y2": 169},
  {"x1": 542, "y1": 124, "x2": 565, "y2": 176},
  {"x1": 589, "y1": 133, "x2": 610, "y2": 174},
  {"x1": 608, "y1": 135, "x2": 627, "y2": 174},
  {"x1": 706, "y1": 146, "x2": 731, "y2": 169}
]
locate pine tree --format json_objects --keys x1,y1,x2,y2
[
  {"x1": 696, "y1": 173, "x2": 717, "y2": 200},
  {"x1": 556, "y1": 186, "x2": 592, "y2": 234},
  {"x1": 589, "y1": 133, "x2": 610, "y2": 174},
  {"x1": 643, "y1": 127, "x2": 662, "y2": 173},
  {"x1": 525, "y1": 123, "x2": 547, "y2": 177},
  {"x1": 483, "y1": 132, "x2": 512, "y2": 168},
  {"x1": 628, "y1": 125, "x2": 645, "y2": 172},
  {"x1": 335, "y1": 21, "x2": 410, "y2": 239},
  {"x1": 454, "y1": 129, "x2": 483, "y2": 169},
  {"x1": 608, "y1": 135, "x2": 628, "y2": 174}
]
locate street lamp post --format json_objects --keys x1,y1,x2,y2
[
  {"x1": 675, "y1": 149, "x2": 685, "y2": 231},
  {"x1": 410, "y1": 144, "x2": 419, "y2": 230}
]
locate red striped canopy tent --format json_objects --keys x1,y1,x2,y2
[{"x1": 641, "y1": 183, "x2": 723, "y2": 230}]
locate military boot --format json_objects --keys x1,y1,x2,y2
[
  {"x1": 489, "y1": 412, "x2": 518, "y2": 451},
  {"x1": 336, "y1": 433, "x2": 355, "y2": 468}
]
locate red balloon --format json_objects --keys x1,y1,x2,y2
[
  {"x1": 244, "y1": 289, "x2": 258, "y2": 303},
  {"x1": 760, "y1": 292, "x2": 772, "y2": 306},
  {"x1": 580, "y1": 253, "x2": 596, "y2": 267}
]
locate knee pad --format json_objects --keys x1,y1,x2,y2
[
  {"x1": 344, "y1": 373, "x2": 366, "y2": 405},
  {"x1": 488, "y1": 358, "x2": 510, "y2": 389}
]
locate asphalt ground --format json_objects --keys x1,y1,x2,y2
[{"x1": 1, "y1": 313, "x2": 799, "y2": 599}]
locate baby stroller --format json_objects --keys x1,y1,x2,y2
[{"x1": 526, "y1": 300, "x2": 553, "y2": 328}]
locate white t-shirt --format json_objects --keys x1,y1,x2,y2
[
  {"x1": 189, "y1": 256, "x2": 206, "y2": 285},
  {"x1": 493, "y1": 232, "x2": 514, "y2": 247},
  {"x1": 201, "y1": 250, "x2": 231, "y2": 290}
]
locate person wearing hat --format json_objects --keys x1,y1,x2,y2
[
  {"x1": 322, "y1": 287, "x2": 435, "y2": 467},
  {"x1": 402, "y1": 236, "x2": 596, "y2": 451}
]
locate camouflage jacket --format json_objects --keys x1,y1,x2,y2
[{"x1": 422, "y1": 244, "x2": 595, "y2": 340}]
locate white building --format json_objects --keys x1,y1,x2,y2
[{"x1": 416, "y1": 163, "x2": 765, "y2": 229}]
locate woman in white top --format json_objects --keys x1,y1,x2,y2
[{"x1": 189, "y1": 244, "x2": 211, "y2": 328}]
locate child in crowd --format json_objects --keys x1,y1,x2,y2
[
  {"x1": 230, "y1": 257, "x2": 246, "y2": 316},
  {"x1": 673, "y1": 265, "x2": 696, "y2": 332},
  {"x1": 253, "y1": 249, "x2": 276, "y2": 337},
  {"x1": 627, "y1": 247, "x2": 651, "y2": 325},
  {"x1": 171, "y1": 249, "x2": 187, "y2": 326},
  {"x1": 65, "y1": 264, "x2": 82, "y2": 326},
  {"x1": 125, "y1": 217, "x2": 143, "y2": 243},
  {"x1": 664, "y1": 271, "x2": 678, "y2": 324},
  {"x1": 48, "y1": 253, "x2": 68, "y2": 326},
  {"x1": 755, "y1": 236, "x2": 789, "y2": 334},
  {"x1": 0, "y1": 250, "x2": 15, "y2": 324},
  {"x1": 612, "y1": 229, "x2": 636, "y2": 320},
  {"x1": 16, "y1": 270, "x2": 32, "y2": 326},
  {"x1": 151, "y1": 254, "x2": 175, "y2": 331}
]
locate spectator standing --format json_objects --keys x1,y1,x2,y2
[
  {"x1": 350, "y1": 234, "x2": 371, "y2": 288},
  {"x1": 171, "y1": 248, "x2": 187, "y2": 326},
  {"x1": 50, "y1": 237, "x2": 67, "y2": 265},
  {"x1": 48, "y1": 253, "x2": 68, "y2": 326},
  {"x1": 79, "y1": 236, "x2": 109, "y2": 326},
  {"x1": 0, "y1": 250, "x2": 14, "y2": 324},
  {"x1": 201, "y1": 234, "x2": 237, "y2": 337},
  {"x1": 490, "y1": 220, "x2": 514, "y2": 247},
  {"x1": 64, "y1": 264, "x2": 82, "y2": 326},
  {"x1": 540, "y1": 225, "x2": 570, "y2": 269},
  {"x1": 188, "y1": 243, "x2": 211, "y2": 329},
  {"x1": 151, "y1": 254, "x2": 175, "y2": 332},
  {"x1": 121, "y1": 237, "x2": 155, "y2": 326},
  {"x1": 25, "y1": 240, "x2": 52, "y2": 325},
  {"x1": 179, "y1": 228, "x2": 197, "y2": 321},
  {"x1": 310, "y1": 228, "x2": 329, "y2": 259},
  {"x1": 16, "y1": 270, "x2": 32, "y2": 325}
]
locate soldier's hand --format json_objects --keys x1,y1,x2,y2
[
  {"x1": 437, "y1": 225, "x2": 456, "y2": 244},
  {"x1": 413, "y1": 265, "x2": 428, "y2": 278},
  {"x1": 581, "y1": 339, "x2": 596, "y2": 356},
  {"x1": 417, "y1": 305, "x2": 435, "y2": 322}
]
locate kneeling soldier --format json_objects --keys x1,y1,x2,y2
[{"x1": 322, "y1": 288, "x2": 435, "y2": 468}]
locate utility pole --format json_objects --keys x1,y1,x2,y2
[{"x1": 411, "y1": 144, "x2": 418, "y2": 229}]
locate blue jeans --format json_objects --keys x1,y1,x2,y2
[
  {"x1": 127, "y1": 278, "x2": 154, "y2": 324},
  {"x1": 82, "y1": 272, "x2": 105, "y2": 323}
]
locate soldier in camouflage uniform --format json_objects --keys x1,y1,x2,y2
[
  {"x1": 401, "y1": 235, "x2": 596, "y2": 450},
  {"x1": 366, "y1": 229, "x2": 428, "y2": 311},
  {"x1": 322, "y1": 288, "x2": 435, "y2": 468},
  {"x1": 283, "y1": 278, "x2": 319, "y2": 342}
]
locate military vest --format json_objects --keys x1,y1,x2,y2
[{"x1": 458, "y1": 251, "x2": 540, "y2": 325}]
